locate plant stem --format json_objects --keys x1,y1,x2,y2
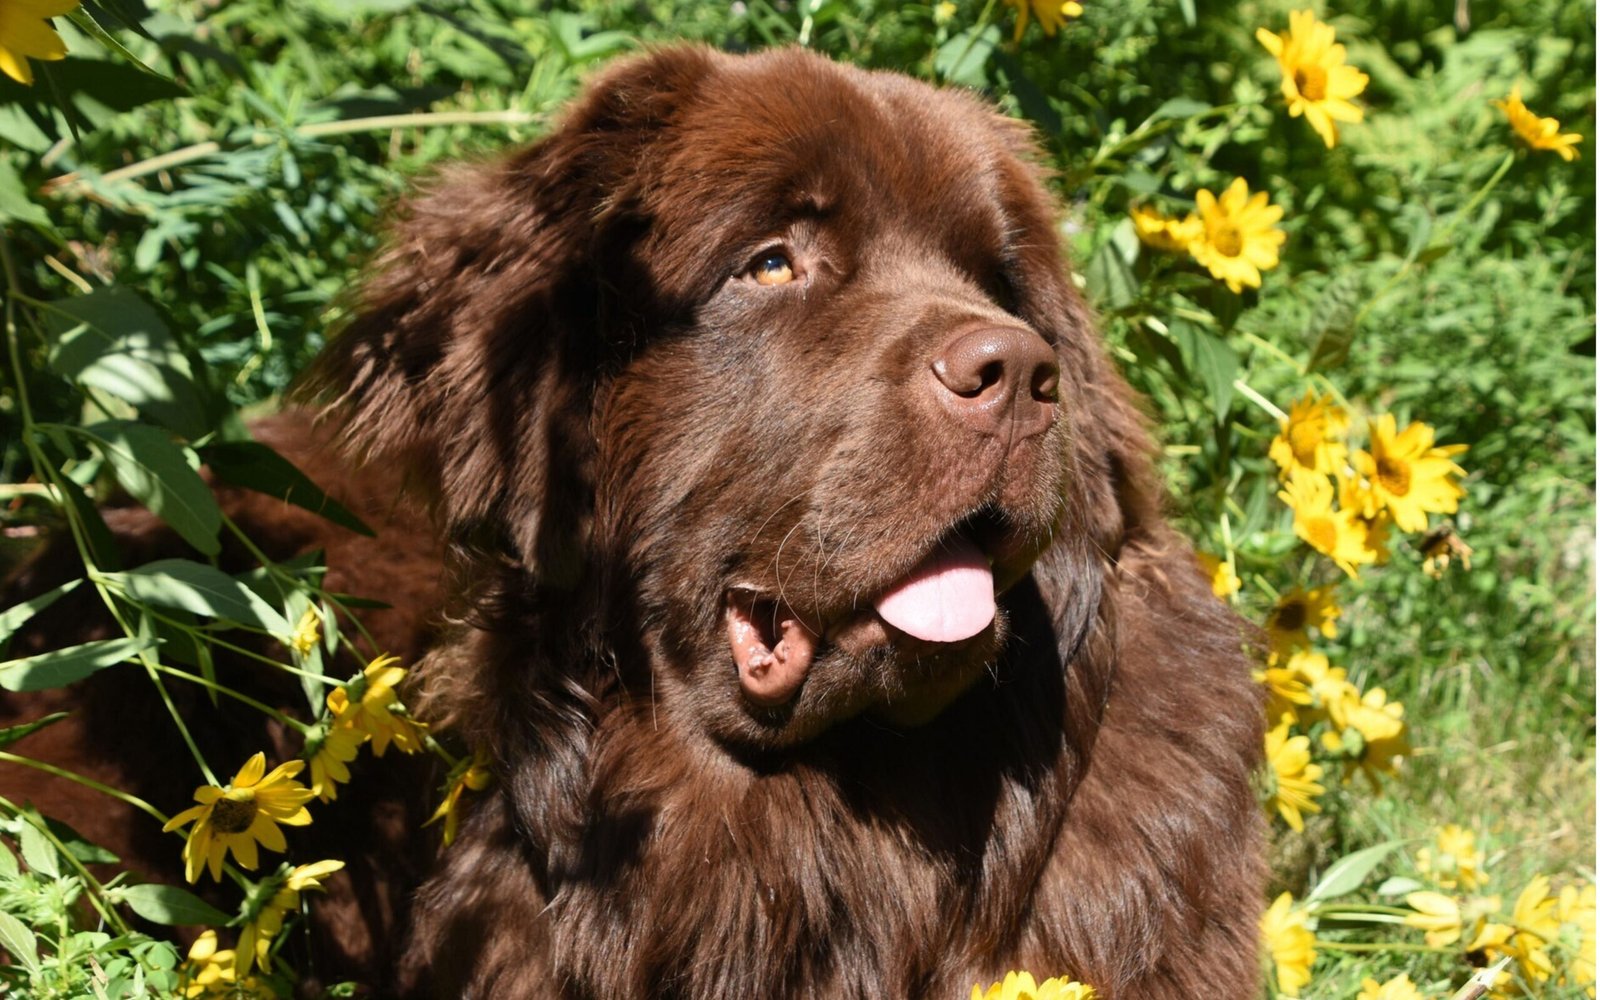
[
  {"x1": 1233, "y1": 377, "x2": 1288, "y2": 422},
  {"x1": 1314, "y1": 940, "x2": 1446, "y2": 953},
  {"x1": 44, "y1": 110, "x2": 540, "y2": 197},
  {"x1": 0, "y1": 751, "x2": 169, "y2": 825},
  {"x1": 146, "y1": 661, "x2": 311, "y2": 734}
]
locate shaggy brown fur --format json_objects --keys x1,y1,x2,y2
[
  {"x1": 3, "y1": 45, "x2": 1264, "y2": 999},
  {"x1": 304, "y1": 46, "x2": 1266, "y2": 998}
]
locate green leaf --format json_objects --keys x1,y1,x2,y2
[
  {"x1": 113, "y1": 559, "x2": 291, "y2": 634},
  {"x1": 0, "y1": 911, "x2": 39, "y2": 973},
  {"x1": 935, "y1": 24, "x2": 1000, "y2": 88},
  {"x1": 119, "y1": 883, "x2": 231, "y2": 926},
  {"x1": 65, "y1": 8, "x2": 170, "y2": 80},
  {"x1": 1145, "y1": 97, "x2": 1210, "y2": 123},
  {"x1": 46, "y1": 287, "x2": 212, "y2": 440},
  {"x1": 15, "y1": 56, "x2": 183, "y2": 133},
  {"x1": 1083, "y1": 240, "x2": 1139, "y2": 312},
  {"x1": 72, "y1": 421, "x2": 221, "y2": 556},
  {"x1": 0, "y1": 580, "x2": 81, "y2": 650},
  {"x1": 0, "y1": 636, "x2": 156, "y2": 692},
  {"x1": 993, "y1": 52, "x2": 1061, "y2": 135},
  {"x1": 1170, "y1": 318, "x2": 1237, "y2": 421},
  {"x1": 65, "y1": 8, "x2": 167, "y2": 80},
  {"x1": 56, "y1": 474, "x2": 124, "y2": 570},
  {"x1": 0, "y1": 712, "x2": 70, "y2": 750},
  {"x1": 1303, "y1": 272, "x2": 1362, "y2": 374},
  {"x1": 200, "y1": 441, "x2": 372, "y2": 536},
  {"x1": 1125, "y1": 322, "x2": 1187, "y2": 382},
  {"x1": 0, "y1": 843, "x2": 16, "y2": 877},
  {"x1": 32, "y1": 812, "x2": 118, "y2": 865},
  {"x1": 17, "y1": 820, "x2": 58, "y2": 878},
  {"x1": 1307, "y1": 840, "x2": 1406, "y2": 903},
  {"x1": 1377, "y1": 875, "x2": 1425, "y2": 897},
  {"x1": 0, "y1": 159, "x2": 53, "y2": 232}
]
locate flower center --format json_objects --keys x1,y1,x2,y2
[
  {"x1": 1375, "y1": 456, "x2": 1411, "y2": 497},
  {"x1": 1289, "y1": 420, "x2": 1325, "y2": 467},
  {"x1": 1212, "y1": 223, "x2": 1244, "y2": 257},
  {"x1": 1272, "y1": 600, "x2": 1307, "y2": 632},
  {"x1": 1304, "y1": 516, "x2": 1338, "y2": 555},
  {"x1": 1293, "y1": 64, "x2": 1328, "y2": 101},
  {"x1": 211, "y1": 794, "x2": 258, "y2": 834}
]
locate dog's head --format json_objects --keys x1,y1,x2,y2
[{"x1": 309, "y1": 46, "x2": 1159, "y2": 751}]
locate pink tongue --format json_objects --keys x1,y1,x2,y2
[{"x1": 873, "y1": 535, "x2": 996, "y2": 643}]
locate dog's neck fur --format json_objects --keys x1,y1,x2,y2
[{"x1": 403, "y1": 540, "x2": 1130, "y2": 998}]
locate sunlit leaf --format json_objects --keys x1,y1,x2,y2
[
  {"x1": 72, "y1": 421, "x2": 220, "y2": 556},
  {"x1": 0, "y1": 636, "x2": 157, "y2": 692},
  {"x1": 113, "y1": 559, "x2": 292, "y2": 634}
]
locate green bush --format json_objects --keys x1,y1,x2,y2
[{"x1": 0, "y1": 1, "x2": 1592, "y2": 996}]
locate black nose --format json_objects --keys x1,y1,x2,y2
[{"x1": 929, "y1": 326, "x2": 1059, "y2": 439}]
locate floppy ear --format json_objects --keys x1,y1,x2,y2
[{"x1": 300, "y1": 46, "x2": 718, "y2": 592}]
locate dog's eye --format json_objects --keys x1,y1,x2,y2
[{"x1": 752, "y1": 253, "x2": 795, "y2": 286}]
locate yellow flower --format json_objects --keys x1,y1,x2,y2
[
  {"x1": 328, "y1": 654, "x2": 425, "y2": 756},
  {"x1": 1264, "y1": 717, "x2": 1324, "y2": 832},
  {"x1": 971, "y1": 971, "x2": 1095, "y2": 1000},
  {"x1": 1255, "y1": 654, "x2": 1315, "y2": 722},
  {"x1": 1270, "y1": 391, "x2": 1350, "y2": 479},
  {"x1": 0, "y1": 0, "x2": 76, "y2": 87},
  {"x1": 1558, "y1": 883, "x2": 1596, "y2": 995},
  {"x1": 1352, "y1": 415, "x2": 1468, "y2": 534},
  {"x1": 180, "y1": 929, "x2": 278, "y2": 998},
  {"x1": 1503, "y1": 875, "x2": 1561, "y2": 984},
  {"x1": 1261, "y1": 892, "x2": 1316, "y2": 995},
  {"x1": 934, "y1": 1, "x2": 957, "y2": 23},
  {"x1": 426, "y1": 747, "x2": 494, "y2": 847},
  {"x1": 1197, "y1": 551, "x2": 1241, "y2": 599},
  {"x1": 1131, "y1": 204, "x2": 1203, "y2": 254},
  {"x1": 288, "y1": 605, "x2": 322, "y2": 657},
  {"x1": 1264, "y1": 585, "x2": 1341, "y2": 660},
  {"x1": 1357, "y1": 972, "x2": 1426, "y2": 1000},
  {"x1": 1004, "y1": 0, "x2": 1083, "y2": 41},
  {"x1": 1321, "y1": 686, "x2": 1409, "y2": 789},
  {"x1": 1188, "y1": 177, "x2": 1286, "y2": 293},
  {"x1": 161, "y1": 753, "x2": 315, "y2": 883},
  {"x1": 1493, "y1": 86, "x2": 1583, "y2": 161},
  {"x1": 306, "y1": 719, "x2": 366, "y2": 803},
  {"x1": 1416, "y1": 824, "x2": 1487, "y2": 892},
  {"x1": 1336, "y1": 472, "x2": 1394, "y2": 566},
  {"x1": 1279, "y1": 470, "x2": 1376, "y2": 578},
  {"x1": 237, "y1": 860, "x2": 344, "y2": 975},
  {"x1": 1406, "y1": 890, "x2": 1465, "y2": 947},
  {"x1": 1255, "y1": 9, "x2": 1369, "y2": 148},
  {"x1": 1293, "y1": 652, "x2": 1358, "y2": 729}
]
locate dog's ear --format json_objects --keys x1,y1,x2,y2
[{"x1": 301, "y1": 47, "x2": 717, "y2": 589}]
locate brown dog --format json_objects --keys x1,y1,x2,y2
[
  {"x1": 304, "y1": 45, "x2": 1265, "y2": 998},
  {"x1": 4, "y1": 44, "x2": 1264, "y2": 999}
]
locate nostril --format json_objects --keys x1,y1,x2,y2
[
  {"x1": 1033, "y1": 363, "x2": 1060, "y2": 403},
  {"x1": 930, "y1": 325, "x2": 1059, "y2": 438},
  {"x1": 977, "y1": 361, "x2": 1004, "y2": 394}
]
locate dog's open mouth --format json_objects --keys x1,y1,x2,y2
[{"x1": 726, "y1": 512, "x2": 1009, "y2": 707}]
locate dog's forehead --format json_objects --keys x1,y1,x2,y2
[{"x1": 654, "y1": 54, "x2": 1014, "y2": 241}]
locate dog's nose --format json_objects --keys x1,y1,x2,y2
[{"x1": 930, "y1": 326, "x2": 1059, "y2": 439}]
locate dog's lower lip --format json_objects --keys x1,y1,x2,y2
[{"x1": 726, "y1": 591, "x2": 817, "y2": 706}]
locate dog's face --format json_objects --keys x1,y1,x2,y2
[{"x1": 318, "y1": 47, "x2": 1137, "y2": 752}]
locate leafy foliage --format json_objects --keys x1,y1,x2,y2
[{"x1": 0, "y1": 1, "x2": 1592, "y2": 996}]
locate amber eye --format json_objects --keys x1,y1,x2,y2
[{"x1": 753, "y1": 252, "x2": 795, "y2": 286}]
